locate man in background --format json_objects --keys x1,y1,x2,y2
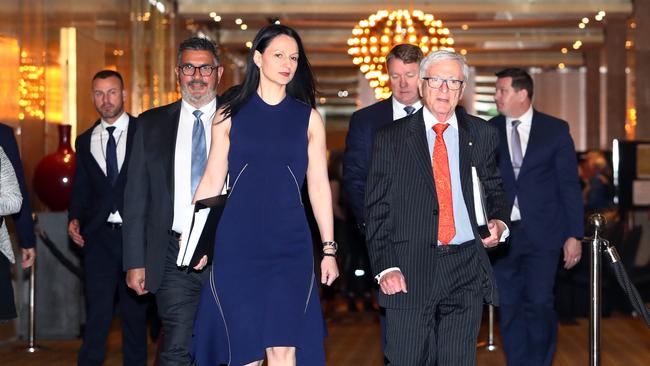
[
  {"x1": 123, "y1": 37, "x2": 223, "y2": 365},
  {"x1": 490, "y1": 68, "x2": 584, "y2": 366},
  {"x1": 68, "y1": 70, "x2": 147, "y2": 366}
]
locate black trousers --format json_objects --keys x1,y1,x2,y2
[
  {"x1": 0, "y1": 253, "x2": 17, "y2": 320},
  {"x1": 384, "y1": 243, "x2": 484, "y2": 366},
  {"x1": 78, "y1": 226, "x2": 148, "y2": 366},
  {"x1": 155, "y1": 237, "x2": 210, "y2": 366}
]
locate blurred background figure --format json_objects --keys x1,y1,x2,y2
[
  {"x1": 579, "y1": 150, "x2": 615, "y2": 215},
  {"x1": 0, "y1": 146, "x2": 23, "y2": 323},
  {"x1": 329, "y1": 151, "x2": 373, "y2": 312}
]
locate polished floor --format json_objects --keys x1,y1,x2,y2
[{"x1": 1, "y1": 306, "x2": 649, "y2": 365}]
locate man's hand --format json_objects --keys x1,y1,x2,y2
[
  {"x1": 67, "y1": 219, "x2": 85, "y2": 247},
  {"x1": 193, "y1": 255, "x2": 208, "y2": 271},
  {"x1": 379, "y1": 270, "x2": 408, "y2": 295},
  {"x1": 481, "y1": 219, "x2": 506, "y2": 248},
  {"x1": 21, "y1": 248, "x2": 36, "y2": 269},
  {"x1": 126, "y1": 268, "x2": 148, "y2": 295},
  {"x1": 563, "y1": 237, "x2": 582, "y2": 269}
]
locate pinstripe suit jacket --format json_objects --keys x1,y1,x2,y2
[{"x1": 365, "y1": 106, "x2": 510, "y2": 309}]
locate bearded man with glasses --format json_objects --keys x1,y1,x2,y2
[
  {"x1": 123, "y1": 36, "x2": 224, "y2": 365},
  {"x1": 365, "y1": 50, "x2": 510, "y2": 365}
]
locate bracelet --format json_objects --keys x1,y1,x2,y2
[
  {"x1": 323, "y1": 252, "x2": 337, "y2": 258},
  {"x1": 322, "y1": 240, "x2": 338, "y2": 251}
]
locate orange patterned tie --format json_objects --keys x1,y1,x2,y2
[{"x1": 432, "y1": 123, "x2": 455, "y2": 244}]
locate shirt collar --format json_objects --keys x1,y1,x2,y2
[
  {"x1": 422, "y1": 106, "x2": 458, "y2": 131},
  {"x1": 505, "y1": 104, "x2": 533, "y2": 127},
  {"x1": 101, "y1": 111, "x2": 129, "y2": 131},
  {"x1": 181, "y1": 97, "x2": 217, "y2": 121},
  {"x1": 392, "y1": 96, "x2": 422, "y2": 113}
]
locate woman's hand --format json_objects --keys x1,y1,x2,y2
[{"x1": 320, "y1": 256, "x2": 339, "y2": 286}]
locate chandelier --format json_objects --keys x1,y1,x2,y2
[{"x1": 348, "y1": 9, "x2": 454, "y2": 100}]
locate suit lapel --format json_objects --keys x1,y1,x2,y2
[
  {"x1": 406, "y1": 110, "x2": 437, "y2": 198},
  {"x1": 519, "y1": 109, "x2": 541, "y2": 177},
  {"x1": 496, "y1": 116, "x2": 516, "y2": 184},
  {"x1": 456, "y1": 108, "x2": 477, "y2": 227},
  {"x1": 115, "y1": 115, "x2": 138, "y2": 185},
  {"x1": 165, "y1": 102, "x2": 182, "y2": 205},
  {"x1": 84, "y1": 120, "x2": 107, "y2": 178}
]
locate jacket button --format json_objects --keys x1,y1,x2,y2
[{"x1": 432, "y1": 209, "x2": 439, "y2": 215}]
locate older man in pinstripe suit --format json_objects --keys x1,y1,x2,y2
[{"x1": 365, "y1": 50, "x2": 510, "y2": 365}]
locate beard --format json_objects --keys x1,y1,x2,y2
[
  {"x1": 97, "y1": 102, "x2": 123, "y2": 121},
  {"x1": 180, "y1": 79, "x2": 217, "y2": 107}
]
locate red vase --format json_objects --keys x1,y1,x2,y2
[{"x1": 33, "y1": 124, "x2": 76, "y2": 211}]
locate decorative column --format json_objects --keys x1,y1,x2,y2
[
  {"x1": 585, "y1": 48, "x2": 601, "y2": 149},
  {"x1": 604, "y1": 16, "x2": 628, "y2": 143},
  {"x1": 634, "y1": 0, "x2": 650, "y2": 139}
]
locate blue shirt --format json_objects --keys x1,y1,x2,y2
[{"x1": 422, "y1": 108, "x2": 474, "y2": 245}]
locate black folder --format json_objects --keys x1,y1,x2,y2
[{"x1": 178, "y1": 193, "x2": 228, "y2": 268}]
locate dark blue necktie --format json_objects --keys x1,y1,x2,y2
[
  {"x1": 191, "y1": 110, "x2": 207, "y2": 197},
  {"x1": 404, "y1": 105, "x2": 416, "y2": 115},
  {"x1": 106, "y1": 126, "x2": 118, "y2": 186},
  {"x1": 106, "y1": 126, "x2": 119, "y2": 213}
]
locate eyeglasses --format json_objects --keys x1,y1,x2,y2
[
  {"x1": 422, "y1": 76, "x2": 464, "y2": 90},
  {"x1": 178, "y1": 64, "x2": 218, "y2": 77}
]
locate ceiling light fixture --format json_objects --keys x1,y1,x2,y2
[{"x1": 348, "y1": 9, "x2": 454, "y2": 100}]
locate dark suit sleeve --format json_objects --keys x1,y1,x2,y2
[
  {"x1": 342, "y1": 110, "x2": 368, "y2": 225},
  {"x1": 365, "y1": 129, "x2": 397, "y2": 276},
  {"x1": 122, "y1": 122, "x2": 148, "y2": 270},
  {"x1": 555, "y1": 123, "x2": 584, "y2": 238},
  {"x1": 479, "y1": 125, "x2": 511, "y2": 225},
  {"x1": 68, "y1": 138, "x2": 91, "y2": 224},
  {"x1": 0, "y1": 125, "x2": 35, "y2": 248}
]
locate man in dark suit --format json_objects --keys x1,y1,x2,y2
[
  {"x1": 366, "y1": 50, "x2": 510, "y2": 365},
  {"x1": 490, "y1": 68, "x2": 584, "y2": 366},
  {"x1": 343, "y1": 43, "x2": 423, "y2": 355},
  {"x1": 123, "y1": 37, "x2": 224, "y2": 365},
  {"x1": 68, "y1": 70, "x2": 148, "y2": 366},
  {"x1": 0, "y1": 123, "x2": 36, "y2": 320},
  {"x1": 343, "y1": 44, "x2": 423, "y2": 226}
]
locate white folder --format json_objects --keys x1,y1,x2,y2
[{"x1": 471, "y1": 166, "x2": 488, "y2": 227}]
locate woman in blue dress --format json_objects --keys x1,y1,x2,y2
[{"x1": 191, "y1": 24, "x2": 339, "y2": 366}]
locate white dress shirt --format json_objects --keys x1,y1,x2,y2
[
  {"x1": 505, "y1": 105, "x2": 533, "y2": 221},
  {"x1": 392, "y1": 97, "x2": 422, "y2": 120},
  {"x1": 90, "y1": 111, "x2": 129, "y2": 223},
  {"x1": 171, "y1": 98, "x2": 216, "y2": 233}
]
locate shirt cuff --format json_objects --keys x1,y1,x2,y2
[
  {"x1": 497, "y1": 220, "x2": 510, "y2": 242},
  {"x1": 375, "y1": 267, "x2": 401, "y2": 282}
]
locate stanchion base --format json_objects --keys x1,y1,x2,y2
[{"x1": 23, "y1": 344, "x2": 47, "y2": 353}]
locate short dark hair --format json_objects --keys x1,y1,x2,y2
[
  {"x1": 92, "y1": 70, "x2": 124, "y2": 89},
  {"x1": 177, "y1": 37, "x2": 220, "y2": 65},
  {"x1": 386, "y1": 44, "x2": 424, "y2": 68},
  {"x1": 495, "y1": 68, "x2": 534, "y2": 100}
]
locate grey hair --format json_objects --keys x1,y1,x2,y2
[
  {"x1": 176, "y1": 37, "x2": 220, "y2": 66},
  {"x1": 419, "y1": 50, "x2": 469, "y2": 81}
]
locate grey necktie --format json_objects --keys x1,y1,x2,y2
[
  {"x1": 511, "y1": 120, "x2": 523, "y2": 179},
  {"x1": 191, "y1": 110, "x2": 207, "y2": 197},
  {"x1": 404, "y1": 105, "x2": 416, "y2": 115},
  {"x1": 511, "y1": 119, "x2": 523, "y2": 210}
]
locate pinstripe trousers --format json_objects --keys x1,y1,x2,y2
[{"x1": 384, "y1": 242, "x2": 484, "y2": 366}]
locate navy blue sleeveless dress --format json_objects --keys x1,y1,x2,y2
[{"x1": 191, "y1": 93, "x2": 326, "y2": 365}]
